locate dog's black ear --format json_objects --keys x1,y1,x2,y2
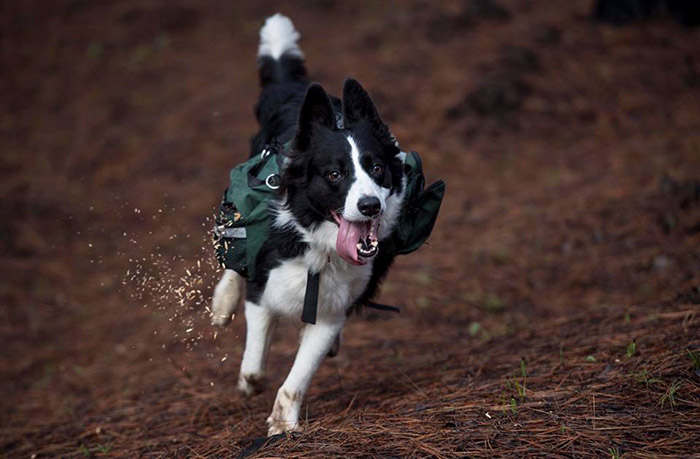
[
  {"x1": 342, "y1": 78, "x2": 394, "y2": 143},
  {"x1": 294, "y1": 83, "x2": 336, "y2": 151},
  {"x1": 342, "y1": 78, "x2": 379, "y2": 124}
]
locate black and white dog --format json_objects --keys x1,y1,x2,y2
[{"x1": 211, "y1": 14, "x2": 406, "y2": 435}]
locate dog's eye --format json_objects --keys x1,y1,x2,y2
[
  {"x1": 327, "y1": 171, "x2": 342, "y2": 182},
  {"x1": 371, "y1": 164, "x2": 384, "y2": 176}
]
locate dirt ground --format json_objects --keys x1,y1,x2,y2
[{"x1": 2, "y1": 0, "x2": 699, "y2": 457}]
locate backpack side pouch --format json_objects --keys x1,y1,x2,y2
[{"x1": 392, "y1": 151, "x2": 446, "y2": 255}]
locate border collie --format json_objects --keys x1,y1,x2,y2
[{"x1": 211, "y1": 13, "x2": 406, "y2": 435}]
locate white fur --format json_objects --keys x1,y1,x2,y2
[
  {"x1": 211, "y1": 269, "x2": 241, "y2": 326},
  {"x1": 212, "y1": 168, "x2": 406, "y2": 435},
  {"x1": 263, "y1": 252, "x2": 373, "y2": 320},
  {"x1": 241, "y1": 221, "x2": 371, "y2": 435},
  {"x1": 267, "y1": 318, "x2": 343, "y2": 434},
  {"x1": 258, "y1": 14, "x2": 303, "y2": 60},
  {"x1": 211, "y1": 147, "x2": 407, "y2": 434},
  {"x1": 343, "y1": 136, "x2": 392, "y2": 223},
  {"x1": 380, "y1": 178, "x2": 407, "y2": 240},
  {"x1": 238, "y1": 302, "x2": 277, "y2": 396},
  {"x1": 210, "y1": 14, "x2": 411, "y2": 435}
]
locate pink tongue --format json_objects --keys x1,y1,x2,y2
[{"x1": 336, "y1": 218, "x2": 367, "y2": 265}]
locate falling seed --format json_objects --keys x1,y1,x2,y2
[
  {"x1": 221, "y1": 355, "x2": 227, "y2": 362},
  {"x1": 186, "y1": 328, "x2": 193, "y2": 333}
]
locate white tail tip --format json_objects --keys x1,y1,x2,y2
[{"x1": 258, "y1": 13, "x2": 303, "y2": 60}]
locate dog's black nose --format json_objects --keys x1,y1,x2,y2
[{"x1": 358, "y1": 196, "x2": 381, "y2": 217}]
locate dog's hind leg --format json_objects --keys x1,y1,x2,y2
[
  {"x1": 211, "y1": 269, "x2": 241, "y2": 326},
  {"x1": 239, "y1": 302, "x2": 277, "y2": 397},
  {"x1": 267, "y1": 318, "x2": 344, "y2": 435}
]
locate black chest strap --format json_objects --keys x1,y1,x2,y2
[
  {"x1": 301, "y1": 271, "x2": 320, "y2": 324},
  {"x1": 300, "y1": 270, "x2": 400, "y2": 324}
]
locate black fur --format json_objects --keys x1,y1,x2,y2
[{"x1": 247, "y1": 51, "x2": 402, "y2": 311}]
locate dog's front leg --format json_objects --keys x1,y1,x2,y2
[
  {"x1": 267, "y1": 318, "x2": 344, "y2": 435},
  {"x1": 238, "y1": 302, "x2": 277, "y2": 396}
]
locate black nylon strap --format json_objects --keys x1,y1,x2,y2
[
  {"x1": 301, "y1": 271, "x2": 320, "y2": 324},
  {"x1": 247, "y1": 140, "x2": 283, "y2": 187},
  {"x1": 366, "y1": 301, "x2": 401, "y2": 313}
]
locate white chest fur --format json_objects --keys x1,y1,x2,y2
[
  {"x1": 260, "y1": 251, "x2": 373, "y2": 320},
  {"x1": 263, "y1": 209, "x2": 392, "y2": 321}
]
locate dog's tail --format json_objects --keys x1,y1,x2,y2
[{"x1": 257, "y1": 14, "x2": 307, "y2": 87}]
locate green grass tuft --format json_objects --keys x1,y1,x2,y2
[
  {"x1": 468, "y1": 322, "x2": 481, "y2": 337},
  {"x1": 659, "y1": 380, "x2": 682, "y2": 409},
  {"x1": 631, "y1": 369, "x2": 661, "y2": 387}
]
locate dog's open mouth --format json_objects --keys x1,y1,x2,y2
[{"x1": 331, "y1": 211, "x2": 380, "y2": 265}]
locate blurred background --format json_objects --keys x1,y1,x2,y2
[{"x1": 2, "y1": 0, "x2": 699, "y2": 456}]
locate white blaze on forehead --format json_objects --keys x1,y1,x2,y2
[{"x1": 343, "y1": 136, "x2": 391, "y2": 221}]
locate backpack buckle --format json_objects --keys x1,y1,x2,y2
[{"x1": 265, "y1": 173, "x2": 280, "y2": 190}]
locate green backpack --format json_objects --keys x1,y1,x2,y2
[{"x1": 214, "y1": 142, "x2": 445, "y2": 283}]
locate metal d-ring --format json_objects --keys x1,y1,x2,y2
[{"x1": 265, "y1": 173, "x2": 280, "y2": 190}]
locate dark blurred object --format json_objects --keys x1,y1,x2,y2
[
  {"x1": 674, "y1": 286, "x2": 700, "y2": 304},
  {"x1": 659, "y1": 175, "x2": 700, "y2": 210},
  {"x1": 426, "y1": 0, "x2": 510, "y2": 43},
  {"x1": 500, "y1": 46, "x2": 540, "y2": 74},
  {"x1": 461, "y1": 0, "x2": 510, "y2": 21},
  {"x1": 447, "y1": 46, "x2": 538, "y2": 120},
  {"x1": 465, "y1": 73, "x2": 532, "y2": 116},
  {"x1": 656, "y1": 175, "x2": 700, "y2": 235},
  {"x1": 446, "y1": 70, "x2": 532, "y2": 119},
  {"x1": 684, "y1": 55, "x2": 700, "y2": 87},
  {"x1": 594, "y1": 0, "x2": 700, "y2": 26},
  {"x1": 594, "y1": 0, "x2": 657, "y2": 24},
  {"x1": 533, "y1": 24, "x2": 562, "y2": 46}
]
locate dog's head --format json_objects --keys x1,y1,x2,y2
[{"x1": 282, "y1": 78, "x2": 406, "y2": 265}]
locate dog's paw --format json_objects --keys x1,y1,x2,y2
[
  {"x1": 266, "y1": 389, "x2": 301, "y2": 435},
  {"x1": 210, "y1": 310, "x2": 233, "y2": 327},
  {"x1": 238, "y1": 373, "x2": 267, "y2": 397},
  {"x1": 266, "y1": 416, "x2": 300, "y2": 436},
  {"x1": 210, "y1": 270, "x2": 241, "y2": 327}
]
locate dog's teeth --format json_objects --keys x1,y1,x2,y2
[
  {"x1": 356, "y1": 243, "x2": 363, "y2": 250},
  {"x1": 371, "y1": 240, "x2": 378, "y2": 247}
]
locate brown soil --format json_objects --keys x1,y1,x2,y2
[{"x1": 2, "y1": 1, "x2": 699, "y2": 457}]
